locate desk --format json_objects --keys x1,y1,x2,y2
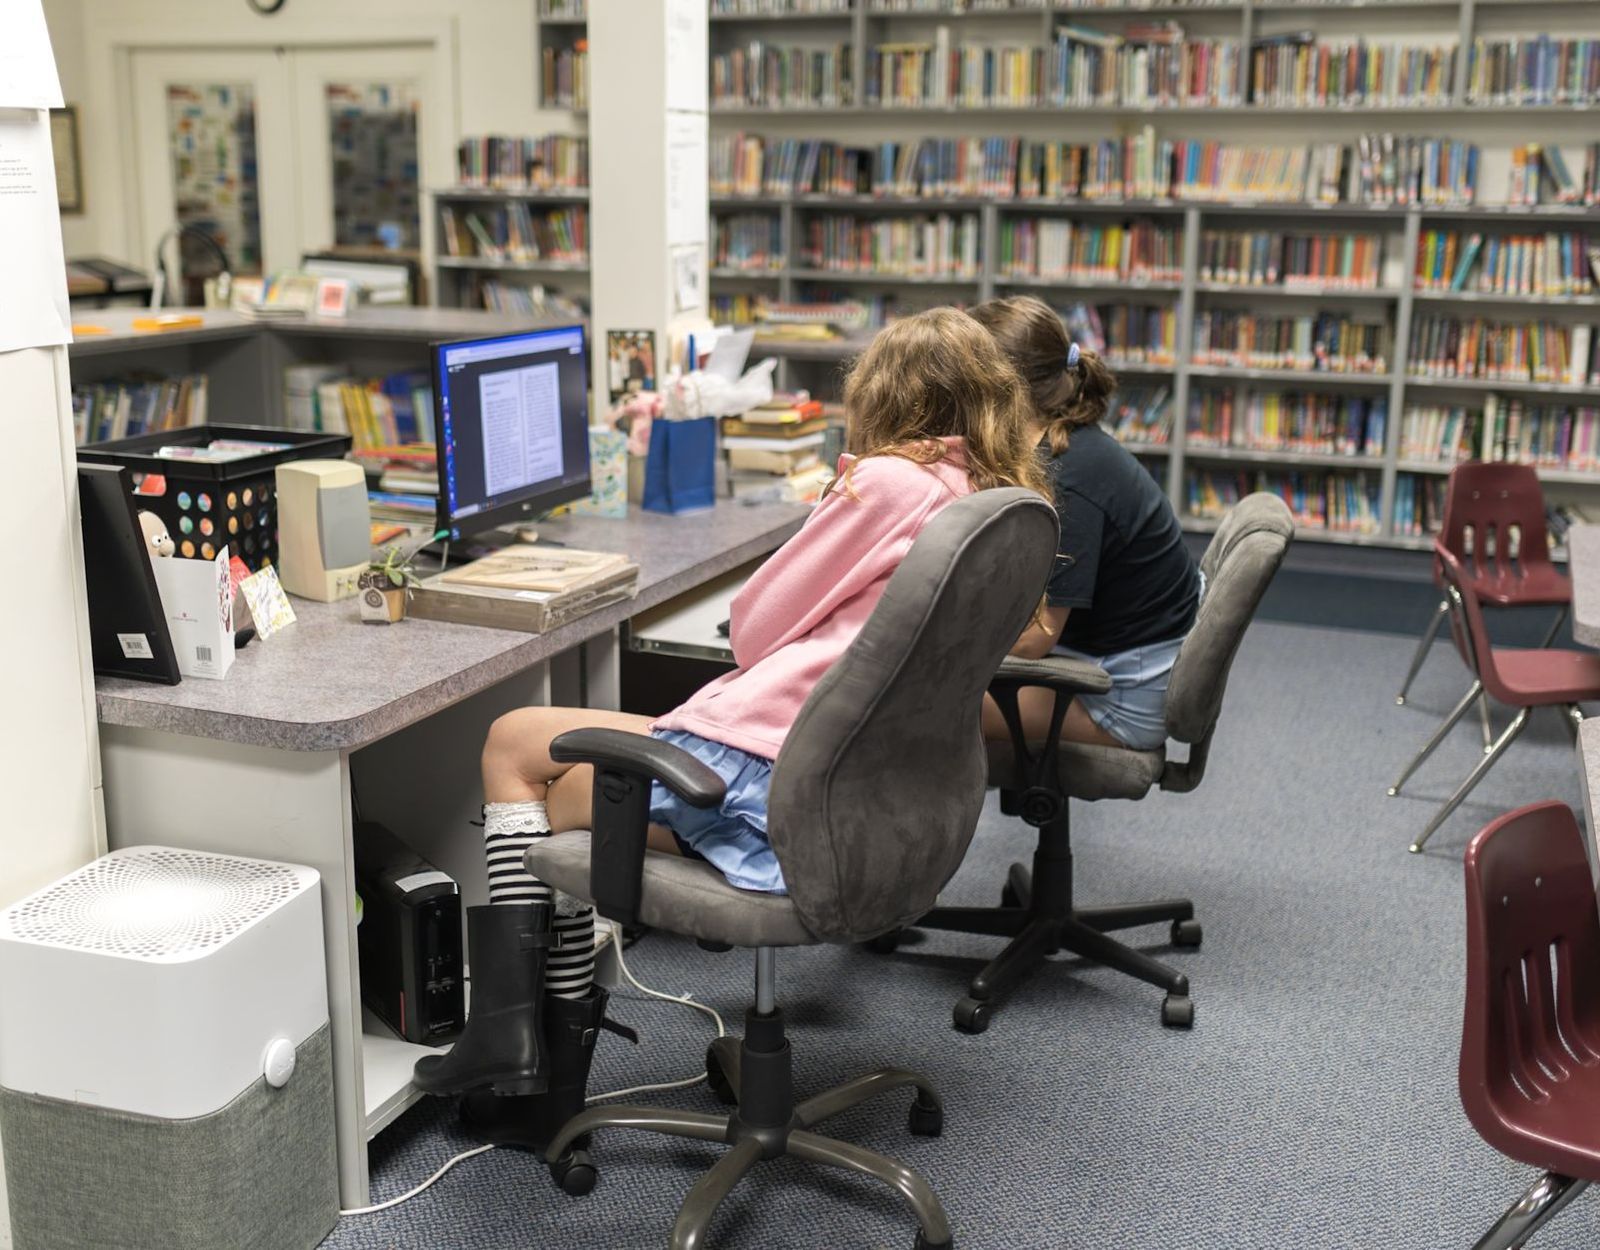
[
  {"x1": 1570, "y1": 524, "x2": 1600, "y2": 649},
  {"x1": 95, "y1": 500, "x2": 806, "y2": 1205}
]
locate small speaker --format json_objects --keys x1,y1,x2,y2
[
  {"x1": 275, "y1": 459, "x2": 370, "y2": 601},
  {"x1": 0, "y1": 848, "x2": 337, "y2": 1250}
]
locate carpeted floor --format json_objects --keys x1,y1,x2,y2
[{"x1": 324, "y1": 620, "x2": 1600, "y2": 1250}]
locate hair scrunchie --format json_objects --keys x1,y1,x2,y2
[{"x1": 1065, "y1": 343, "x2": 1081, "y2": 371}]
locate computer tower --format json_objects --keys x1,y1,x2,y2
[
  {"x1": 0, "y1": 848, "x2": 336, "y2": 1250},
  {"x1": 354, "y1": 821, "x2": 465, "y2": 1045}
]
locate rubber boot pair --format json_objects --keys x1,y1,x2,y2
[{"x1": 412, "y1": 902, "x2": 553, "y2": 1097}]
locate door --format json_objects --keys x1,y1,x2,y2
[
  {"x1": 131, "y1": 50, "x2": 298, "y2": 299},
  {"x1": 291, "y1": 47, "x2": 446, "y2": 264}
]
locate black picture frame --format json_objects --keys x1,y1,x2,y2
[{"x1": 50, "y1": 106, "x2": 82, "y2": 214}]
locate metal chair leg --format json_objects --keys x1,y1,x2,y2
[
  {"x1": 544, "y1": 1104, "x2": 730, "y2": 1163},
  {"x1": 786, "y1": 1129, "x2": 952, "y2": 1249},
  {"x1": 1410, "y1": 707, "x2": 1531, "y2": 853},
  {"x1": 795, "y1": 1068, "x2": 939, "y2": 1130},
  {"x1": 1471, "y1": 1172, "x2": 1587, "y2": 1250},
  {"x1": 1397, "y1": 598, "x2": 1450, "y2": 706},
  {"x1": 1564, "y1": 703, "x2": 1584, "y2": 745},
  {"x1": 1390, "y1": 679, "x2": 1485, "y2": 797},
  {"x1": 669, "y1": 1138, "x2": 763, "y2": 1250},
  {"x1": 1478, "y1": 691, "x2": 1495, "y2": 753},
  {"x1": 1540, "y1": 604, "x2": 1571, "y2": 649}
]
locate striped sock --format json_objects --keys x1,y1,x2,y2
[{"x1": 482, "y1": 800, "x2": 593, "y2": 1000}]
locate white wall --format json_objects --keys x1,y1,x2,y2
[{"x1": 41, "y1": 0, "x2": 578, "y2": 264}]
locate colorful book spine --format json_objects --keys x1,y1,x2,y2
[
  {"x1": 1187, "y1": 389, "x2": 1387, "y2": 455},
  {"x1": 1190, "y1": 312, "x2": 1390, "y2": 374},
  {"x1": 454, "y1": 135, "x2": 588, "y2": 191},
  {"x1": 713, "y1": 41, "x2": 854, "y2": 108},
  {"x1": 1186, "y1": 467, "x2": 1381, "y2": 533},
  {"x1": 715, "y1": 213, "x2": 785, "y2": 271},
  {"x1": 997, "y1": 218, "x2": 1181, "y2": 282},
  {"x1": 1198, "y1": 230, "x2": 1383, "y2": 289},
  {"x1": 1249, "y1": 38, "x2": 1455, "y2": 107},
  {"x1": 1467, "y1": 37, "x2": 1600, "y2": 106},
  {"x1": 798, "y1": 212, "x2": 982, "y2": 278},
  {"x1": 1409, "y1": 316, "x2": 1600, "y2": 385}
]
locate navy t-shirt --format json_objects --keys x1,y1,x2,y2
[{"x1": 1043, "y1": 423, "x2": 1200, "y2": 656}]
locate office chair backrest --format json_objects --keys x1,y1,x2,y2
[
  {"x1": 1440, "y1": 461, "x2": 1555, "y2": 584},
  {"x1": 768, "y1": 488, "x2": 1057, "y2": 943},
  {"x1": 1161, "y1": 492, "x2": 1293, "y2": 792},
  {"x1": 1460, "y1": 801, "x2": 1600, "y2": 1165}
]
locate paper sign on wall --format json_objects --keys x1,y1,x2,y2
[
  {"x1": 0, "y1": 107, "x2": 71, "y2": 354},
  {"x1": 665, "y1": 112, "x2": 707, "y2": 247},
  {"x1": 0, "y1": 1, "x2": 64, "y2": 109}
]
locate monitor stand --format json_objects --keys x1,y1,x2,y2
[{"x1": 428, "y1": 525, "x2": 561, "y2": 572}]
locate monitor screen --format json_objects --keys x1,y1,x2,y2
[{"x1": 433, "y1": 325, "x2": 592, "y2": 541}]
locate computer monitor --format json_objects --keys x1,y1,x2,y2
[{"x1": 432, "y1": 324, "x2": 592, "y2": 542}]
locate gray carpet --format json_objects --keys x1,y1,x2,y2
[{"x1": 325, "y1": 620, "x2": 1599, "y2": 1250}]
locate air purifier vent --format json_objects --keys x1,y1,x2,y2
[{"x1": 2, "y1": 848, "x2": 304, "y2": 959}]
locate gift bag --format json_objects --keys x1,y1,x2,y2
[
  {"x1": 569, "y1": 425, "x2": 628, "y2": 518},
  {"x1": 642, "y1": 416, "x2": 717, "y2": 515}
]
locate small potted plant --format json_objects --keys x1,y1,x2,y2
[{"x1": 359, "y1": 545, "x2": 421, "y2": 624}]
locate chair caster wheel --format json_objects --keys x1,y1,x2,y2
[
  {"x1": 914, "y1": 1234, "x2": 952, "y2": 1250},
  {"x1": 908, "y1": 1092, "x2": 943, "y2": 1137},
  {"x1": 1171, "y1": 918, "x2": 1202, "y2": 948},
  {"x1": 704, "y1": 1044, "x2": 737, "y2": 1106},
  {"x1": 953, "y1": 997, "x2": 990, "y2": 1034},
  {"x1": 550, "y1": 1148, "x2": 597, "y2": 1196},
  {"x1": 1161, "y1": 994, "x2": 1195, "y2": 1029},
  {"x1": 1394, "y1": 695, "x2": 1406, "y2": 706},
  {"x1": 866, "y1": 928, "x2": 904, "y2": 954}
]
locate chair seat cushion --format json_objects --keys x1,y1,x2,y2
[
  {"x1": 524, "y1": 833, "x2": 818, "y2": 949},
  {"x1": 1491, "y1": 647, "x2": 1600, "y2": 706},
  {"x1": 986, "y1": 739, "x2": 1166, "y2": 802}
]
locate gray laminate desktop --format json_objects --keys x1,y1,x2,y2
[
  {"x1": 93, "y1": 499, "x2": 806, "y2": 1207},
  {"x1": 1569, "y1": 524, "x2": 1600, "y2": 649}
]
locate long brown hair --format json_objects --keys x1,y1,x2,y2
[
  {"x1": 969, "y1": 296, "x2": 1117, "y2": 456},
  {"x1": 837, "y1": 307, "x2": 1047, "y2": 497}
]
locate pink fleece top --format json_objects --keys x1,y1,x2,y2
[{"x1": 652, "y1": 438, "x2": 976, "y2": 760}]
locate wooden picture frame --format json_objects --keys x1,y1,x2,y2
[{"x1": 50, "y1": 106, "x2": 83, "y2": 214}]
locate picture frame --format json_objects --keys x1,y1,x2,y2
[
  {"x1": 605, "y1": 329, "x2": 657, "y2": 404},
  {"x1": 50, "y1": 106, "x2": 82, "y2": 214}
]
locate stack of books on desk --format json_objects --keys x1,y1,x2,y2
[
  {"x1": 409, "y1": 546, "x2": 639, "y2": 634},
  {"x1": 723, "y1": 394, "x2": 829, "y2": 477}
]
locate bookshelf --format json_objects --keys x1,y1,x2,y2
[{"x1": 705, "y1": 0, "x2": 1600, "y2": 551}]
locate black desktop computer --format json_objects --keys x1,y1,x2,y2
[
  {"x1": 432, "y1": 324, "x2": 594, "y2": 547},
  {"x1": 354, "y1": 821, "x2": 465, "y2": 1045}
]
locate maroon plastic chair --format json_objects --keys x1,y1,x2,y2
[
  {"x1": 1389, "y1": 546, "x2": 1599, "y2": 851},
  {"x1": 1395, "y1": 463, "x2": 1571, "y2": 748},
  {"x1": 1460, "y1": 801, "x2": 1600, "y2": 1248}
]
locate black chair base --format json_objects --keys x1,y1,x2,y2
[
  {"x1": 545, "y1": 1007, "x2": 953, "y2": 1250},
  {"x1": 878, "y1": 805, "x2": 1201, "y2": 1032}
]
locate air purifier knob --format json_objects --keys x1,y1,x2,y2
[{"x1": 262, "y1": 1037, "x2": 297, "y2": 1088}]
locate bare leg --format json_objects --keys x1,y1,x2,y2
[
  {"x1": 482, "y1": 705, "x2": 681, "y2": 853},
  {"x1": 981, "y1": 687, "x2": 1125, "y2": 750}
]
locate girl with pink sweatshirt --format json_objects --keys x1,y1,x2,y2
[{"x1": 414, "y1": 308, "x2": 1049, "y2": 1121}]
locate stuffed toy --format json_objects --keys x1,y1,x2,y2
[{"x1": 137, "y1": 511, "x2": 174, "y2": 560}]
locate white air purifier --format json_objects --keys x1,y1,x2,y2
[{"x1": 0, "y1": 847, "x2": 338, "y2": 1250}]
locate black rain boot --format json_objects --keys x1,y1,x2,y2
[
  {"x1": 457, "y1": 984, "x2": 612, "y2": 1153},
  {"x1": 413, "y1": 903, "x2": 552, "y2": 1097}
]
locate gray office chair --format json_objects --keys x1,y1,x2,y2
[
  {"x1": 882, "y1": 493, "x2": 1294, "y2": 1032},
  {"x1": 524, "y1": 488, "x2": 1057, "y2": 1250}
]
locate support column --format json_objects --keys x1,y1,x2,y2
[{"x1": 588, "y1": 0, "x2": 710, "y2": 408}]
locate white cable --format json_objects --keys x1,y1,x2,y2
[
  {"x1": 337, "y1": 923, "x2": 727, "y2": 1218},
  {"x1": 338, "y1": 1144, "x2": 495, "y2": 1217}
]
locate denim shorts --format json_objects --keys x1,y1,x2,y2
[
  {"x1": 647, "y1": 729, "x2": 785, "y2": 894},
  {"x1": 1055, "y1": 572, "x2": 1205, "y2": 752}
]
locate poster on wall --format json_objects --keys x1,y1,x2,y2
[
  {"x1": 0, "y1": 108, "x2": 71, "y2": 355},
  {"x1": 665, "y1": 112, "x2": 707, "y2": 247},
  {"x1": 0, "y1": 1, "x2": 63, "y2": 109}
]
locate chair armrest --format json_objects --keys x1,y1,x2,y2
[
  {"x1": 991, "y1": 654, "x2": 1113, "y2": 697},
  {"x1": 547, "y1": 728, "x2": 728, "y2": 926}
]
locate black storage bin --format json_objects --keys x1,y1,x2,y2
[{"x1": 79, "y1": 425, "x2": 353, "y2": 571}]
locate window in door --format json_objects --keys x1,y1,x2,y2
[
  {"x1": 165, "y1": 83, "x2": 263, "y2": 285},
  {"x1": 326, "y1": 81, "x2": 421, "y2": 251}
]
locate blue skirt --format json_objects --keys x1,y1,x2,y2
[{"x1": 647, "y1": 729, "x2": 784, "y2": 894}]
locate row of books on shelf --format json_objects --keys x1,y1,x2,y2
[
  {"x1": 711, "y1": 42, "x2": 852, "y2": 109},
  {"x1": 707, "y1": 130, "x2": 1484, "y2": 206},
  {"x1": 995, "y1": 218, "x2": 1180, "y2": 282},
  {"x1": 1248, "y1": 37, "x2": 1453, "y2": 109},
  {"x1": 476, "y1": 280, "x2": 588, "y2": 319},
  {"x1": 798, "y1": 212, "x2": 982, "y2": 277},
  {"x1": 1402, "y1": 400, "x2": 1600, "y2": 472},
  {"x1": 1466, "y1": 37, "x2": 1600, "y2": 108},
  {"x1": 1394, "y1": 474, "x2": 1448, "y2": 538},
  {"x1": 1190, "y1": 312, "x2": 1390, "y2": 375},
  {"x1": 1415, "y1": 230, "x2": 1599, "y2": 296},
  {"x1": 1108, "y1": 384, "x2": 1174, "y2": 446},
  {"x1": 1409, "y1": 317, "x2": 1600, "y2": 386},
  {"x1": 282, "y1": 366, "x2": 434, "y2": 452},
  {"x1": 539, "y1": 0, "x2": 583, "y2": 17},
  {"x1": 73, "y1": 375, "x2": 208, "y2": 445},
  {"x1": 439, "y1": 204, "x2": 589, "y2": 264},
  {"x1": 454, "y1": 135, "x2": 588, "y2": 191},
  {"x1": 716, "y1": 213, "x2": 785, "y2": 271},
  {"x1": 541, "y1": 43, "x2": 587, "y2": 110},
  {"x1": 1187, "y1": 469, "x2": 1381, "y2": 534},
  {"x1": 1506, "y1": 143, "x2": 1600, "y2": 208},
  {"x1": 713, "y1": 0, "x2": 851, "y2": 13},
  {"x1": 1198, "y1": 229, "x2": 1385, "y2": 289},
  {"x1": 1186, "y1": 391, "x2": 1388, "y2": 457}
]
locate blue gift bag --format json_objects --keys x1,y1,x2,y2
[{"x1": 642, "y1": 416, "x2": 717, "y2": 515}]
